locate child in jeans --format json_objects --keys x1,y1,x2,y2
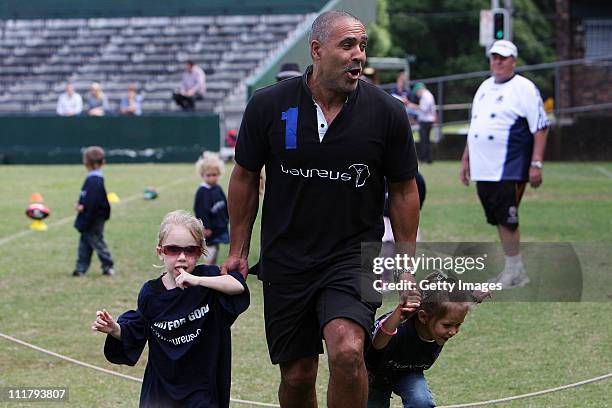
[
  {"x1": 73, "y1": 146, "x2": 114, "y2": 276},
  {"x1": 366, "y1": 272, "x2": 479, "y2": 408},
  {"x1": 92, "y1": 210, "x2": 249, "y2": 407},
  {"x1": 194, "y1": 151, "x2": 229, "y2": 265}
]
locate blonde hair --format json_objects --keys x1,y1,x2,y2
[
  {"x1": 90, "y1": 82, "x2": 105, "y2": 100},
  {"x1": 83, "y1": 146, "x2": 105, "y2": 167},
  {"x1": 195, "y1": 151, "x2": 224, "y2": 179},
  {"x1": 158, "y1": 210, "x2": 208, "y2": 257}
]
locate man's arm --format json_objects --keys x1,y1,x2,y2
[
  {"x1": 460, "y1": 144, "x2": 470, "y2": 186},
  {"x1": 529, "y1": 127, "x2": 548, "y2": 188},
  {"x1": 388, "y1": 178, "x2": 420, "y2": 288},
  {"x1": 220, "y1": 163, "x2": 260, "y2": 278}
]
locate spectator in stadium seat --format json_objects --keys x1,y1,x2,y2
[
  {"x1": 87, "y1": 82, "x2": 109, "y2": 116},
  {"x1": 223, "y1": 10, "x2": 420, "y2": 408},
  {"x1": 172, "y1": 60, "x2": 206, "y2": 111},
  {"x1": 460, "y1": 40, "x2": 549, "y2": 289},
  {"x1": 119, "y1": 84, "x2": 142, "y2": 116},
  {"x1": 56, "y1": 83, "x2": 83, "y2": 116}
]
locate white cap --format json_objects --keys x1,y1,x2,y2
[{"x1": 488, "y1": 40, "x2": 518, "y2": 58}]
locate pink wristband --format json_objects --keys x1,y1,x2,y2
[{"x1": 378, "y1": 318, "x2": 398, "y2": 336}]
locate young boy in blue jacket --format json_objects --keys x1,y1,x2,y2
[{"x1": 73, "y1": 146, "x2": 114, "y2": 276}]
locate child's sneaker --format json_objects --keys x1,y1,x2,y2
[
  {"x1": 72, "y1": 270, "x2": 85, "y2": 277},
  {"x1": 102, "y1": 268, "x2": 115, "y2": 276}
]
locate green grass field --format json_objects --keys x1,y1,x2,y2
[{"x1": 0, "y1": 162, "x2": 611, "y2": 407}]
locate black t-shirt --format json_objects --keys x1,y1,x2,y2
[
  {"x1": 366, "y1": 313, "x2": 442, "y2": 386},
  {"x1": 194, "y1": 184, "x2": 230, "y2": 245},
  {"x1": 104, "y1": 265, "x2": 249, "y2": 408},
  {"x1": 235, "y1": 66, "x2": 418, "y2": 283}
]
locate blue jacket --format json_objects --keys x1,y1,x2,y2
[{"x1": 74, "y1": 170, "x2": 110, "y2": 232}]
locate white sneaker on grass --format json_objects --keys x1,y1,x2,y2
[{"x1": 488, "y1": 266, "x2": 530, "y2": 289}]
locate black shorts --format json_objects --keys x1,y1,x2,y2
[
  {"x1": 262, "y1": 264, "x2": 382, "y2": 365},
  {"x1": 476, "y1": 181, "x2": 526, "y2": 230}
]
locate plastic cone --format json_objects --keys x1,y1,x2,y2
[
  {"x1": 30, "y1": 220, "x2": 48, "y2": 231},
  {"x1": 30, "y1": 192, "x2": 44, "y2": 203},
  {"x1": 107, "y1": 192, "x2": 120, "y2": 204}
]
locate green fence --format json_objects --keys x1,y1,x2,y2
[{"x1": 0, "y1": 114, "x2": 220, "y2": 164}]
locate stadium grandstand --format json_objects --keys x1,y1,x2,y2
[
  {"x1": 0, "y1": 14, "x2": 312, "y2": 114},
  {"x1": 0, "y1": 0, "x2": 376, "y2": 163}
]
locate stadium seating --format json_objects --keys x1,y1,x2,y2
[{"x1": 0, "y1": 14, "x2": 310, "y2": 114}]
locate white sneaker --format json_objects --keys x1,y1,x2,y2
[
  {"x1": 510, "y1": 267, "x2": 530, "y2": 288},
  {"x1": 488, "y1": 266, "x2": 529, "y2": 289}
]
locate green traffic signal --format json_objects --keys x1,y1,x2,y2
[{"x1": 496, "y1": 30, "x2": 504, "y2": 39}]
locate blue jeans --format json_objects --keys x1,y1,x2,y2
[
  {"x1": 368, "y1": 372, "x2": 435, "y2": 408},
  {"x1": 75, "y1": 220, "x2": 114, "y2": 273}
]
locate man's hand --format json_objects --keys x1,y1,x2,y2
[
  {"x1": 460, "y1": 159, "x2": 470, "y2": 186},
  {"x1": 220, "y1": 255, "x2": 249, "y2": 279},
  {"x1": 399, "y1": 289, "x2": 421, "y2": 319},
  {"x1": 204, "y1": 229, "x2": 213, "y2": 238},
  {"x1": 529, "y1": 167, "x2": 543, "y2": 188}
]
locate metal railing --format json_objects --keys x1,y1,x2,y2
[{"x1": 380, "y1": 54, "x2": 612, "y2": 134}]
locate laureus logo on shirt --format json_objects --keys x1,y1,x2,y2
[{"x1": 280, "y1": 163, "x2": 371, "y2": 188}]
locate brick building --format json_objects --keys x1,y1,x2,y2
[{"x1": 556, "y1": 0, "x2": 612, "y2": 115}]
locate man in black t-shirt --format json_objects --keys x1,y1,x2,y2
[{"x1": 222, "y1": 10, "x2": 420, "y2": 407}]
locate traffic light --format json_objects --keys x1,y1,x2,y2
[{"x1": 492, "y1": 9, "x2": 510, "y2": 40}]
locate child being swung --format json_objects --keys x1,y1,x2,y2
[
  {"x1": 92, "y1": 210, "x2": 249, "y2": 408},
  {"x1": 366, "y1": 273, "x2": 479, "y2": 408}
]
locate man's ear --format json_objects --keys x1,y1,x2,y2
[
  {"x1": 156, "y1": 246, "x2": 162, "y2": 258},
  {"x1": 311, "y1": 40, "x2": 322, "y2": 61}
]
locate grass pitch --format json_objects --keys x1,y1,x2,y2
[{"x1": 0, "y1": 161, "x2": 610, "y2": 407}]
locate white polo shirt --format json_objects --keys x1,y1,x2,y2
[{"x1": 467, "y1": 74, "x2": 548, "y2": 181}]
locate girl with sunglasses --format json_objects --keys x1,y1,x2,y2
[{"x1": 92, "y1": 210, "x2": 249, "y2": 408}]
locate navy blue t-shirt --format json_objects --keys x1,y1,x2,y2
[
  {"x1": 194, "y1": 184, "x2": 230, "y2": 245},
  {"x1": 104, "y1": 265, "x2": 249, "y2": 408},
  {"x1": 74, "y1": 169, "x2": 110, "y2": 232},
  {"x1": 366, "y1": 312, "x2": 442, "y2": 386}
]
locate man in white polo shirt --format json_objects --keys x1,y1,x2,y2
[
  {"x1": 56, "y1": 83, "x2": 83, "y2": 116},
  {"x1": 460, "y1": 40, "x2": 549, "y2": 288}
]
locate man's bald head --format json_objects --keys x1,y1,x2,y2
[{"x1": 309, "y1": 10, "x2": 362, "y2": 45}]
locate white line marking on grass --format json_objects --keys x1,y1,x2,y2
[
  {"x1": 594, "y1": 166, "x2": 612, "y2": 178},
  {"x1": 0, "y1": 178, "x2": 188, "y2": 247},
  {"x1": 1, "y1": 331, "x2": 610, "y2": 408},
  {"x1": 0, "y1": 331, "x2": 282, "y2": 407},
  {"x1": 438, "y1": 372, "x2": 612, "y2": 407}
]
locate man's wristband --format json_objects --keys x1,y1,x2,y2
[
  {"x1": 393, "y1": 267, "x2": 415, "y2": 282},
  {"x1": 378, "y1": 318, "x2": 398, "y2": 336},
  {"x1": 530, "y1": 160, "x2": 543, "y2": 169}
]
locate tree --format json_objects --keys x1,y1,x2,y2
[{"x1": 376, "y1": 0, "x2": 556, "y2": 103}]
